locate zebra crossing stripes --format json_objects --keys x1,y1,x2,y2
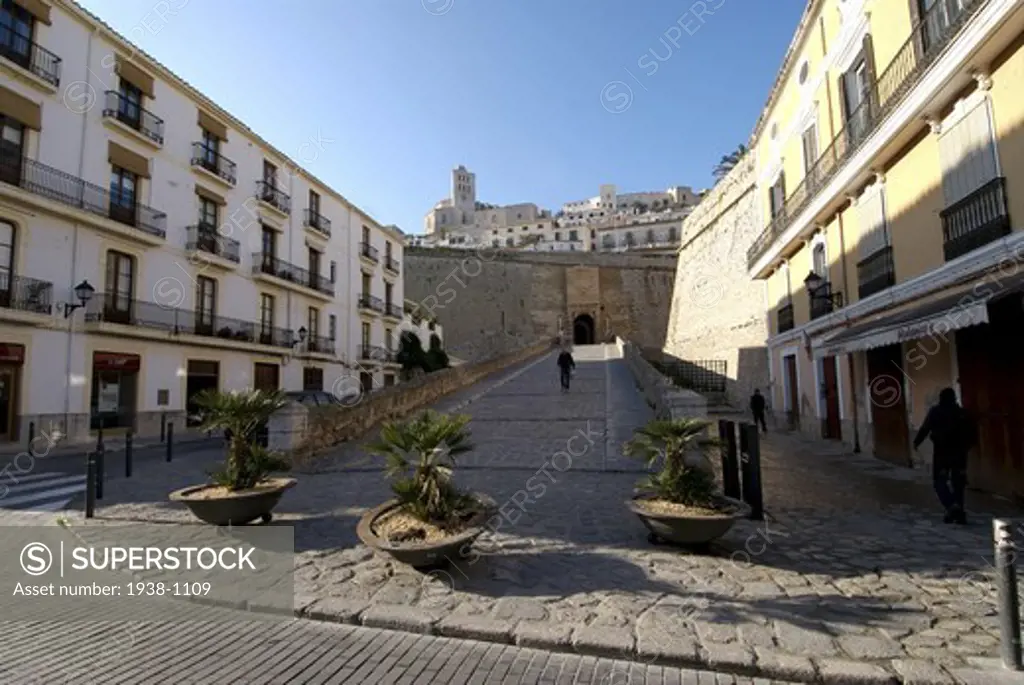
[{"x1": 0, "y1": 471, "x2": 86, "y2": 512}]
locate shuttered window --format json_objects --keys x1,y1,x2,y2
[
  {"x1": 856, "y1": 186, "x2": 889, "y2": 261},
  {"x1": 938, "y1": 97, "x2": 998, "y2": 206}
]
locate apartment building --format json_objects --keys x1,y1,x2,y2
[
  {"x1": 0, "y1": 0, "x2": 404, "y2": 444},
  {"x1": 748, "y1": 0, "x2": 1024, "y2": 496}
]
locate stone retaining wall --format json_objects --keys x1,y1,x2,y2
[
  {"x1": 276, "y1": 340, "x2": 553, "y2": 458},
  {"x1": 619, "y1": 338, "x2": 707, "y2": 421}
]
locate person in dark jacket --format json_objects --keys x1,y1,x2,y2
[
  {"x1": 557, "y1": 348, "x2": 576, "y2": 392},
  {"x1": 914, "y1": 387, "x2": 976, "y2": 524},
  {"x1": 750, "y1": 389, "x2": 767, "y2": 433}
]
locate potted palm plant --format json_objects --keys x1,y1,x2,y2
[
  {"x1": 169, "y1": 389, "x2": 295, "y2": 525},
  {"x1": 357, "y1": 410, "x2": 496, "y2": 568},
  {"x1": 624, "y1": 417, "x2": 749, "y2": 546}
]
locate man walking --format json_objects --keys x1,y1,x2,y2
[
  {"x1": 557, "y1": 347, "x2": 575, "y2": 392},
  {"x1": 914, "y1": 387, "x2": 976, "y2": 524},
  {"x1": 750, "y1": 388, "x2": 768, "y2": 434}
]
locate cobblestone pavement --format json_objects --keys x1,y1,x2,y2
[{"x1": 69, "y1": 345, "x2": 1024, "y2": 684}]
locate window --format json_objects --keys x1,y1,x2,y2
[
  {"x1": 109, "y1": 166, "x2": 137, "y2": 216},
  {"x1": 801, "y1": 125, "x2": 819, "y2": 182},
  {"x1": 199, "y1": 128, "x2": 219, "y2": 165},
  {"x1": 505, "y1": 237, "x2": 514, "y2": 247},
  {"x1": 361, "y1": 225, "x2": 370, "y2": 244},
  {"x1": 856, "y1": 188, "x2": 890, "y2": 261},
  {"x1": 361, "y1": 272, "x2": 370, "y2": 296},
  {"x1": 645, "y1": 229, "x2": 655, "y2": 244},
  {"x1": 117, "y1": 80, "x2": 142, "y2": 128},
  {"x1": 302, "y1": 367, "x2": 323, "y2": 391},
  {"x1": 385, "y1": 241, "x2": 392, "y2": 259},
  {"x1": 569, "y1": 230, "x2": 578, "y2": 241},
  {"x1": 624, "y1": 232, "x2": 635, "y2": 247},
  {"x1": 328, "y1": 314, "x2": 336, "y2": 340},
  {"x1": 554, "y1": 232, "x2": 561, "y2": 241},
  {"x1": 0, "y1": 220, "x2": 13, "y2": 290},
  {"x1": 261, "y1": 226, "x2": 276, "y2": 260},
  {"x1": 384, "y1": 328, "x2": 393, "y2": 351},
  {"x1": 260, "y1": 293, "x2": 274, "y2": 334},
  {"x1": 262, "y1": 161, "x2": 277, "y2": 188},
  {"x1": 309, "y1": 190, "x2": 320, "y2": 218},
  {"x1": 361, "y1": 321, "x2": 371, "y2": 348},
  {"x1": 841, "y1": 51, "x2": 873, "y2": 146},
  {"x1": 198, "y1": 196, "x2": 217, "y2": 227},
  {"x1": 0, "y1": 115, "x2": 24, "y2": 184},
  {"x1": 938, "y1": 97, "x2": 998, "y2": 207},
  {"x1": 329, "y1": 260, "x2": 336, "y2": 283},
  {"x1": 0, "y1": 1, "x2": 33, "y2": 68},
  {"x1": 383, "y1": 374, "x2": 395, "y2": 388},
  {"x1": 307, "y1": 307, "x2": 319, "y2": 339},
  {"x1": 812, "y1": 243, "x2": 827, "y2": 278},
  {"x1": 668, "y1": 226, "x2": 678, "y2": 242},
  {"x1": 195, "y1": 276, "x2": 216, "y2": 329},
  {"x1": 308, "y1": 247, "x2": 321, "y2": 280},
  {"x1": 385, "y1": 282, "x2": 393, "y2": 307},
  {"x1": 105, "y1": 251, "x2": 134, "y2": 317},
  {"x1": 768, "y1": 173, "x2": 786, "y2": 219}
]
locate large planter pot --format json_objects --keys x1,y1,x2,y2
[
  {"x1": 357, "y1": 494, "x2": 497, "y2": 569},
  {"x1": 169, "y1": 477, "x2": 297, "y2": 525},
  {"x1": 627, "y1": 494, "x2": 750, "y2": 547}
]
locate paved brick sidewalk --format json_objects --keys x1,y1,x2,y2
[{"x1": 63, "y1": 345, "x2": 1024, "y2": 684}]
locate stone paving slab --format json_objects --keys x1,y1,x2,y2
[{"x1": 42, "y1": 344, "x2": 1024, "y2": 685}]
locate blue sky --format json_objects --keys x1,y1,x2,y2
[{"x1": 78, "y1": 0, "x2": 805, "y2": 235}]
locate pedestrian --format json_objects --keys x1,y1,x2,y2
[
  {"x1": 557, "y1": 347, "x2": 575, "y2": 392},
  {"x1": 750, "y1": 388, "x2": 768, "y2": 434},
  {"x1": 913, "y1": 387, "x2": 977, "y2": 524}
]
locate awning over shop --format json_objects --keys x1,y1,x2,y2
[{"x1": 814, "y1": 281, "x2": 1022, "y2": 359}]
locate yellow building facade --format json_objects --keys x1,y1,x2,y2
[{"x1": 748, "y1": 0, "x2": 1024, "y2": 497}]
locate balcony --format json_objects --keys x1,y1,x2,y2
[
  {"x1": 256, "y1": 181, "x2": 290, "y2": 215},
  {"x1": 857, "y1": 246, "x2": 896, "y2": 299},
  {"x1": 186, "y1": 224, "x2": 240, "y2": 265},
  {"x1": 252, "y1": 253, "x2": 333, "y2": 297},
  {"x1": 809, "y1": 283, "x2": 836, "y2": 320},
  {"x1": 777, "y1": 303, "x2": 795, "y2": 334},
  {"x1": 0, "y1": 25, "x2": 61, "y2": 88},
  {"x1": 360, "y1": 242, "x2": 380, "y2": 264},
  {"x1": 102, "y1": 91, "x2": 164, "y2": 146},
  {"x1": 0, "y1": 273, "x2": 52, "y2": 315},
  {"x1": 0, "y1": 154, "x2": 166, "y2": 242},
  {"x1": 941, "y1": 177, "x2": 1010, "y2": 262},
  {"x1": 305, "y1": 334, "x2": 336, "y2": 356},
  {"x1": 746, "y1": 0, "x2": 990, "y2": 270},
  {"x1": 357, "y1": 293, "x2": 384, "y2": 315},
  {"x1": 358, "y1": 344, "x2": 389, "y2": 362},
  {"x1": 384, "y1": 302, "x2": 403, "y2": 320},
  {"x1": 384, "y1": 254, "x2": 400, "y2": 274},
  {"x1": 303, "y1": 209, "x2": 331, "y2": 238},
  {"x1": 83, "y1": 294, "x2": 296, "y2": 350},
  {"x1": 190, "y1": 142, "x2": 237, "y2": 186}
]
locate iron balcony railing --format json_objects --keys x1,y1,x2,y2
[
  {"x1": 252, "y1": 253, "x2": 333, "y2": 296},
  {"x1": 0, "y1": 153, "x2": 166, "y2": 239},
  {"x1": 186, "y1": 223, "x2": 240, "y2": 263},
  {"x1": 190, "y1": 142, "x2": 237, "y2": 185},
  {"x1": 103, "y1": 91, "x2": 164, "y2": 145},
  {"x1": 360, "y1": 242, "x2": 380, "y2": 262},
  {"x1": 357, "y1": 293, "x2": 384, "y2": 313},
  {"x1": 303, "y1": 209, "x2": 332, "y2": 237},
  {"x1": 305, "y1": 334, "x2": 336, "y2": 356},
  {"x1": 809, "y1": 282, "x2": 836, "y2": 320},
  {"x1": 83, "y1": 294, "x2": 295, "y2": 349},
  {"x1": 256, "y1": 181, "x2": 291, "y2": 214},
  {"x1": 746, "y1": 0, "x2": 990, "y2": 269},
  {"x1": 941, "y1": 176, "x2": 1011, "y2": 262},
  {"x1": 777, "y1": 303, "x2": 795, "y2": 333},
  {"x1": 0, "y1": 24, "x2": 61, "y2": 86},
  {"x1": 358, "y1": 344, "x2": 389, "y2": 361},
  {"x1": 384, "y1": 302, "x2": 403, "y2": 319},
  {"x1": 857, "y1": 245, "x2": 896, "y2": 299},
  {"x1": 0, "y1": 273, "x2": 52, "y2": 314},
  {"x1": 384, "y1": 255, "x2": 400, "y2": 273}
]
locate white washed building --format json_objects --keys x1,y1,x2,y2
[{"x1": 0, "y1": 0, "x2": 405, "y2": 444}]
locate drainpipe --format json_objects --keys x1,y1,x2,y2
[{"x1": 821, "y1": 14, "x2": 861, "y2": 453}]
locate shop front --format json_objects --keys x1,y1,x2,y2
[
  {"x1": 0, "y1": 343, "x2": 24, "y2": 442},
  {"x1": 90, "y1": 352, "x2": 140, "y2": 431}
]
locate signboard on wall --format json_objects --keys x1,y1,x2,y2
[
  {"x1": 0, "y1": 344, "x2": 25, "y2": 364},
  {"x1": 93, "y1": 352, "x2": 141, "y2": 372}
]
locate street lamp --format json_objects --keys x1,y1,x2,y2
[
  {"x1": 803, "y1": 271, "x2": 843, "y2": 307},
  {"x1": 63, "y1": 280, "x2": 95, "y2": 318}
]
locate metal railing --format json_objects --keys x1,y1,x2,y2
[
  {"x1": 190, "y1": 142, "x2": 237, "y2": 184},
  {"x1": 384, "y1": 302, "x2": 403, "y2": 319},
  {"x1": 941, "y1": 176, "x2": 1011, "y2": 262},
  {"x1": 103, "y1": 91, "x2": 164, "y2": 144},
  {"x1": 0, "y1": 273, "x2": 52, "y2": 314},
  {"x1": 0, "y1": 153, "x2": 166, "y2": 239},
  {"x1": 809, "y1": 283, "x2": 836, "y2": 320},
  {"x1": 0, "y1": 25, "x2": 61, "y2": 86},
  {"x1": 357, "y1": 293, "x2": 384, "y2": 313},
  {"x1": 186, "y1": 224, "x2": 240, "y2": 263},
  {"x1": 384, "y1": 255, "x2": 400, "y2": 273},
  {"x1": 358, "y1": 344, "x2": 389, "y2": 361},
  {"x1": 857, "y1": 245, "x2": 896, "y2": 299},
  {"x1": 360, "y1": 242, "x2": 380, "y2": 262},
  {"x1": 746, "y1": 0, "x2": 990, "y2": 269},
  {"x1": 303, "y1": 209, "x2": 332, "y2": 237},
  {"x1": 777, "y1": 303, "x2": 795, "y2": 333},
  {"x1": 305, "y1": 334, "x2": 336, "y2": 356},
  {"x1": 649, "y1": 358, "x2": 728, "y2": 394},
  {"x1": 252, "y1": 253, "x2": 333, "y2": 295},
  {"x1": 256, "y1": 181, "x2": 291, "y2": 214}
]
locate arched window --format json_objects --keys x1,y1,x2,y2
[{"x1": 812, "y1": 243, "x2": 827, "y2": 277}]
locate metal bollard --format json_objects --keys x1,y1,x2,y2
[
  {"x1": 738, "y1": 422, "x2": 764, "y2": 521},
  {"x1": 718, "y1": 419, "x2": 740, "y2": 500},
  {"x1": 96, "y1": 428, "x2": 104, "y2": 455},
  {"x1": 125, "y1": 430, "x2": 133, "y2": 478},
  {"x1": 994, "y1": 519, "x2": 1023, "y2": 670},
  {"x1": 160, "y1": 413, "x2": 166, "y2": 443},
  {"x1": 27, "y1": 421, "x2": 34, "y2": 451},
  {"x1": 95, "y1": 445, "x2": 104, "y2": 501},
  {"x1": 166, "y1": 422, "x2": 173, "y2": 462},
  {"x1": 85, "y1": 452, "x2": 96, "y2": 519}
]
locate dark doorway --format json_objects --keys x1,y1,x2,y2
[
  {"x1": 573, "y1": 314, "x2": 595, "y2": 345},
  {"x1": 186, "y1": 360, "x2": 219, "y2": 427},
  {"x1": 360, "y1": 372, "x2": 374, "y2": 394},
  {"x1": 822, "y1": 355, "x2": 842, "y2": 440},
  {"x1": 252, "y1": 362, "x2": 279, "y2": 447},
  {"x1": 90, "y1": 352, "x2": 140, "y2": 431},
  {"x1": 866, "y1": 344, "x2": 911, "y2": 466},
  {"x1": 783, "y1": 355, "x2": 799, "y2": 430}
]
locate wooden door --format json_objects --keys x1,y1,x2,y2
[
  {"x1": 866, "y1": 345, "x2": 911, "y2": 465},
  {"x1": 784, "y1": 355, "x2": 799, "y2": 430},
  {"x1": 822, "y1": 356, "x2": 842, "y2": 440}
]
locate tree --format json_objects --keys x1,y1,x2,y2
[
  {"x1": 712, "y1": 144, "x2": 748, "y2": 181},
  {"x1": 425, "y1": 333, "x2": 449, "y2": 372},
  {"x1": 397, "y1": 331, "x2": 428, "y2": 379}
]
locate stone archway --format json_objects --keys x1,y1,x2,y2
[{"x1": 573, "y1": 314, "x2": 595, "y2": 345}]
